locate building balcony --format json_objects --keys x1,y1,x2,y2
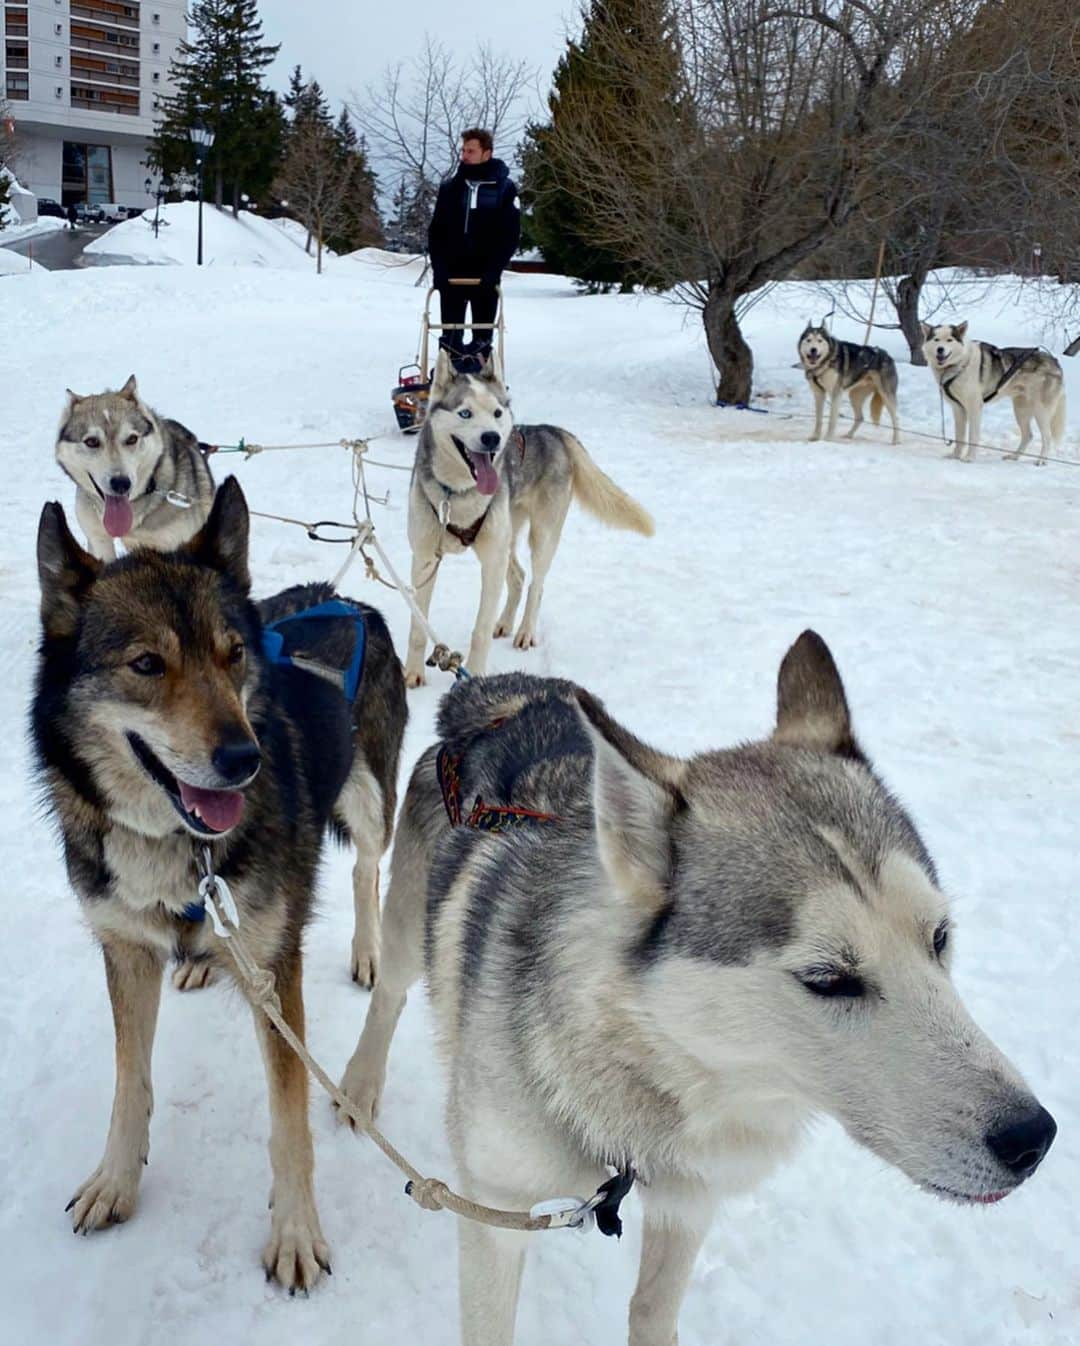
[
  {"x1": 70, "y1": 3, "x2": 140, "y2": 31},
  {"x1": 70, "y1": 29, "x2": 141, "y2": 58}
]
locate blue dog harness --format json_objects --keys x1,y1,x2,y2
[{"x1": 260, "y1": 599, "x2": 368, "y2": 704}]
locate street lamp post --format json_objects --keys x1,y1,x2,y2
[
  {"x1": 188, "y1": 121, "x2": 216, "y2": 266},
  {"x1": 144, "y1": 173, "x2": 173, "y2": 240}
]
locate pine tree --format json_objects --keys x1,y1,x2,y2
[
  {"x1": 149, "y1": 0, "x2": 282, "y2": 214},
  {"x1": 524, "y1": 0, "x2": 681, "y2": 289}
]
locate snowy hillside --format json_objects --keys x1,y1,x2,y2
[
  {"x1": 83, "y1": 200, "x2": 329, "y2": 268},
  {"x1": 2, "y1": 253, "x2": 1077, "y2": 1346}
]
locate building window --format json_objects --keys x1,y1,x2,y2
[
  {"x1": 153, "y1": 12, "x2": 160, "y2": 22},
  {"x1": 152, "y1": 42, "x2": 160, "y2": 53},
  {"x1": 5, "y1": 74, "x2": 29, "y2": 100},
  {"x1": 152, "y1": 71, "x2": 159, "y2": 81},
  {"x1": 55, "y1": 23, "x2": 63, "y2": 35},
  {"x1": 56, "y1": 85, "x2": 63, "y2": 97},
  {"x1": 55, "y1": 55, "x2": 63, "y2": 67}
]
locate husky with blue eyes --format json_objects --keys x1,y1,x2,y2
[{"x1": 404, "y1": 350, "x2": 654, "y2": 686}]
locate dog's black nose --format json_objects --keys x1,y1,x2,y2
[
  {"x1": 986, "y1": 1106, "x2": 1057, "y2": 1179},
  {"x1": 480, "y1": 430, "x2": 501, "y2": 451},
  {"x1": 211, "y1": 738, "x2": 261, "y2": 785},
  {"x1": 109, "y1": 475, "x2": 132, "y2": 496}
]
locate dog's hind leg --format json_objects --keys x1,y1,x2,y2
[
  {"x1": 1028, "y1": 397, "x2": 1055, "y2": 465},
  {"x1": 338, "y1": 780, "x2": 434, "y2": 1125},
  {"x1": 845, "y1": 385, "x2": 870, "y2": 439},
  {"x1": 68, "y1": 940, "x2": 163, "y2": 1232},
  {"x1": 253, "y1": 948, "x2": 331, "y2": 1292},
  {"x1": 494, "y1": 507, "x2": 527, "y2": 639},
  {"x1": 514, "y1": 491, "x2": 571, "y2": 651},
  {"x1": 629, "y1": 1206, "x2": 713, "y2": 1346},
  {"x1": 337, "y1": 760, "x2": 387, "y2": 990},
  {"x1": 1005, "y1": 397, "x2": 1032, "y2": 461}
]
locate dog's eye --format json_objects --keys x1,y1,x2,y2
[
  {"x1": 124, "y1": 433, "x2": 139, "y2": 446},
  {"x1": 457, "y1": 409, "x2": 472, "y2": 420},
  {"x1": 797, "y1": 970, "x2": 865, "y2": 998},
  {"x1": 83, "y1": 436, "x2": 101, "y2": 449},
  {"x1": 933, "y1": 921, "x2": 949, "y2": 959},
  {"x1": 227, "y1": 642, "x2": 245, "y2": 666},
  {"x1": 129, "y1": 652, "x2": 165, "y2": 677},
  {"x1": 493, "y1": 409, "x2": 502, "y2": 419}
]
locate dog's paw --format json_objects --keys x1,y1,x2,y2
[
  {"x1": 67, "y1": 1162, "x2": 141, "y2": 1233},
  {"x1": 1003, "y1": 450, "x2": 1021, "y2": 461},
  {"x1": 493, "y1": 620, "x2": 511, "y2": 639},
  {"x1": 263, "y1": 1199, "x2": 331, "y2": 1294},
  {"x1": 172, "y1": 959, "x2": 214, "y2": 992},
  {"x1": 512, "y1": 628, "x2": 537, "y2": 650},
  {"x1": 404, "y1": 669, "x2": 426, "y2": 690},
  {"x1": 336, "y1": 1058, "x2": 384, "y2": 1130},
  {"x1": 350, "y1": 939, "x2": 378, "y2": 991},
  {"x1": 808, "y1": 433, "x2": 820, "y2": 442}
]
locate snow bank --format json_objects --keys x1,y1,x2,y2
[
  {"x1": 1, "y1": 260, "x2": 1076, "y2": 1346},
  {"x1": 83, "y1": 200, "x2": 333, "y2": 269}
]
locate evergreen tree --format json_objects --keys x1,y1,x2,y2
[
  {"x1": 149, "y1": 0, "x2": 282, "y2": 214},
  {"x1": 524, "y1": 0, "x2": 681, "y2": 289}
]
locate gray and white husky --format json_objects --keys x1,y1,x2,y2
[
  {"x1": 798, "y1": 325, "x2": 901, "y2": 443},
  {"x1": 56, "y1": 375, "x2": 214, "y2": 559},
  {"x1": 920, "y1": 322, "x2": 1067, "y2": 464},
  {"x1": 340, "y1": 637, "x2": 1056, "y2": 1345},
  {"x1": 404, "y1": 352, "x2": 653, "y2": 686}
]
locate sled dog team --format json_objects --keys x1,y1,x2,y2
[
  {"x1": 36, "y1": 353, "x2": 1056, "y2": 1342},
  {"x1": 798, "y1": 321, "x2": 1068, "y2": 463}
]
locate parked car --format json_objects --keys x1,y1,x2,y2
[
  {"x1": 121, "y1": 206, "x2": 144, "y2": 219},
  {"x1": 74, "y1": 202, "x2": 104, "y2": 224},
  {"x1": 36, "y1": 198, "x2": 66, "y2": 219},
  {"x1": 97, "y1": 202, "x2": 127, "y2": 223}
]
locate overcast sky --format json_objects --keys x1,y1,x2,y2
[{"x1": 255, "y1": 0, "x2": 575, "y2": 127}]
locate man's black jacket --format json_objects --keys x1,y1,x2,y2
[{"x1": 428, "y1": 158, "x2": 520, "y2": 288}]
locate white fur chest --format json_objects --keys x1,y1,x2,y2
[{"x1": 806, "y1": 364, "x2": 839, "y2": 392}]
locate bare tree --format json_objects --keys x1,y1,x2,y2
[
  {"x1": 273, "y1": 117, "x2": 352, "y2": 274},
  {"x1": 351, "y1": 36, "x2": 536, "y2": 224},
  {"x1": 543, "y1": 0, "x2": 985, "y2": 402},
  {"x1": 811, "y1": 0, "x2": 1080, "y2": 361}
]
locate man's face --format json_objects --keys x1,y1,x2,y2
[{"x1": 461, "y1": 139, "x2": 493, "y2": 166}]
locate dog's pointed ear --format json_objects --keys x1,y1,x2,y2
[
  {"x1": 119, "y1": 375, "x2": 139, "y2": 401},
  {"x1": 37, "y1": 502, "x2": 102, "y2": 639},
  {"x1": 574, "y1": 690, "x2": 685, "y2": 912},
  {"x1": 431, "y1": 349, "x2": 455, "y2": 401},
  {"x1": 919, "y1": 321, "x2": 932, "y2": 343},
  {"x1": 64, "y1": 387, "x2": 82, "y2": 406},
  {"x1": 477, "y1": 352, "x2": 500, "y2": 383},
  {"x1": 953, "y1": 321, "x2": 968, "y2": 340},
  {"x1": 773, "y1": 631, "x2": 864, "y2": 760},
  {"x1": 184, "y1": 476, "x2": 250, "y2": 592}
]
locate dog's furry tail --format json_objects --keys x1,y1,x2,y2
[
  {"x1": 562, "y1": 433, "x2": 654, "y2": 537},
  {"x1": 870, "y1": 391, "x2": 884, "y2": 425}
]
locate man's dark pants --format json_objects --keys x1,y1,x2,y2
[{"x1": 437, "y1": 282, "x2": 499, "y2": 357}]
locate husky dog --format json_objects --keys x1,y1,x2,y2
[
  {"x1": 404, "y1": 351, "x2": 653, "y2": 686},
  {"x1": 32, "y1": 478, "x2": 406, "y2": 1289},
  {"x1": 920, "y1": 322, "x2": 1067, "y2": 464},
  {"x1": 56, "y1": 375, "x2": 215, "y2": 559},
  {"x1": 340, "y1": 640, "x2": 1055, "y2": 1344},
  {"x1": 798, "y1": 326, "x2": 901, "y2": 444}
]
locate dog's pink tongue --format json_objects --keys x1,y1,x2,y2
[
  {"x1": 178, "y1": 780, "x2": 245, "y2": 832},
  {"x1": 103, "y1": 494, "x2": 134, "y2": 538},
  {"x1": 470, "y1": 452, "x2": 499, "y2": 496}
]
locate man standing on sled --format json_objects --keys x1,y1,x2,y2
[{"x1": 428, "y1": 128, "x2": 520, "y2": 369}]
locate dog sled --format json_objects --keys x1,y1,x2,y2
[{"x1": 392, "y1": 279, "x2": 506, "y2": 435}]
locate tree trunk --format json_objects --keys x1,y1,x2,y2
[
  {"x1": 316, "y1": 213, "x2": 323, "y2": 275},
  {"x1": 703, "y1": 288, "x2": 754, "y2": 405},
  {"x1": 231, "y1": 181, "x2": 239, "y2": 219},
  {"x1": 214, "y1": 169, "x2": 223, "y2": 209},
  {"x1": 896, "y1": 274, "x2": 927, "y2": 365}
]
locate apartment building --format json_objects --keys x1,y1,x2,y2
[{"x1": 3, "y1": 1, "x2": 185, "y2": 208}]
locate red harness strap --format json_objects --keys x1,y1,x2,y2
[{"x1": 436, "y1": 731, "x2": 563, "y2": 832}]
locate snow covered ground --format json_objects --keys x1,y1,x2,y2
[
  {"x1": 2, "y1": 250, "x2": 1077, "y2": 1346},
  {"x1": 83, "y1": 200, "x2": 331, "y2": 269}
]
